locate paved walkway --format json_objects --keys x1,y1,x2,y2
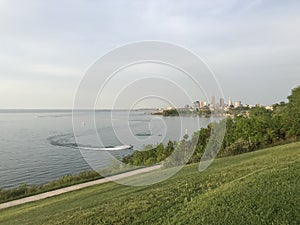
[{"x1": 0, "y1": 165, "x2": 161, "y2": 210}]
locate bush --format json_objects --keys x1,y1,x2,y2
[{"x1": 0, "y1": 170, "x2": 102, "y2": 204}]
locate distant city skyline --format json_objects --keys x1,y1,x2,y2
[
  {"x1": 190, "y1": 95, "x2": 268, "y2": 110},
  {"x1": 0, "y1": 1, "x2": 299, "y2": 109}
]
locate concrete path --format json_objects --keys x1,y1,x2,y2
[{"x1": 0, "y1": 165, "x2": 161, "y2": 210}]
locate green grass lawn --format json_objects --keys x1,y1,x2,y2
[{"x1": 0, "y1": 142, "x2": 299, "y2": 225}]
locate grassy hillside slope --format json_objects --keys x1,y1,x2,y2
[{"x1": 0, "y1": 142, "x2": 299, "y2": 225}]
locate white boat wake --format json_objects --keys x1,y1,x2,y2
[
  {"x1": 48, "y1": 134, "x2": 133, "y2": 151},
  {"x1": 79, "y1": 145, "x2": 133, "y2": 151}
]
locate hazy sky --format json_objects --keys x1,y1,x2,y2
[{"x1": 0, "y1": 0, "x2": 299, "y2": 108}]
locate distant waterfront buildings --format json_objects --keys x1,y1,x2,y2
[
  {"x1": 193, "y1": 101, "x2": 200, "y2": 109},
  {"x1": 211, "y1": 96, "x2": 215, "y2": 108},
  {"x1": 220, "y1": 98, "x2": 225, "y2": 108},
  {"x1": 234, "y1": 101, "x2": 242, "y2": 108},
  {"x1": 209, "y1": 96, "x2": 216, "y2": 110},
  {"x1": 228, "y1": 97, "x2": 233, "y2": 107},
  {"x1": 177, "y1": 96, "x2": 268, "y2": 113},
  {"x1": 200, "y1": 101, "x2": 205, "y2": 108}
]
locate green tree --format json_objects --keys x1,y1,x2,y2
[{"x1": 285, "y1": 86, "x2": 300, "y2": 137}]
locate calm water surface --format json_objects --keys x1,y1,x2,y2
[{"x1": 0, "y1": 110, "x2": 220, "y2": 188}]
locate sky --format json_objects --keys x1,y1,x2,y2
[{"x1": 0, "y1": 0, "x2": 299, "y2": 109}]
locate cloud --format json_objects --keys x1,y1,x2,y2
[{"x1": 0, "y1": 0, "x2": 299, "y2": 107}]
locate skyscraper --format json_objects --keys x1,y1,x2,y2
[
  {"x1": 228, "y1": 97, "x2": 233, "y2": 106},
  {"x1": 220, "y1": 98, "x2": 225, "y2": 108},
  {"x1": 211, "y1": 96, "x2": 215, "y2": 108}
]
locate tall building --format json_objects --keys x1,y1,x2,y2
[
  {"x1": 200, "y1": 101, "x2": 205, "y2": 108},
  {"x1": 211, "y1": 96, "x2": 215, "y2": 108},
  {"x1": 228, "y1": 97, "x2": 233, "y2": 106},
  {"x1": 220, "y1": 98, "x2": 225, "y2": 108}
]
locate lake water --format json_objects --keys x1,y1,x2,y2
[{"x1": 0, "y1": 110, "x2": 219, "y2": 188}]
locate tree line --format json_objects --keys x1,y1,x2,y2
[
  {"x1": 0, "y1": 170, "x2": 101, "y2": 204},
  {"x1": 123, "y1": 86, "x2": 300, "y2": 166}
]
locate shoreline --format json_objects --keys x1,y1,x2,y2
[{"x1": 0, "y1": 165, "x2": 161, "y2": 210}]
